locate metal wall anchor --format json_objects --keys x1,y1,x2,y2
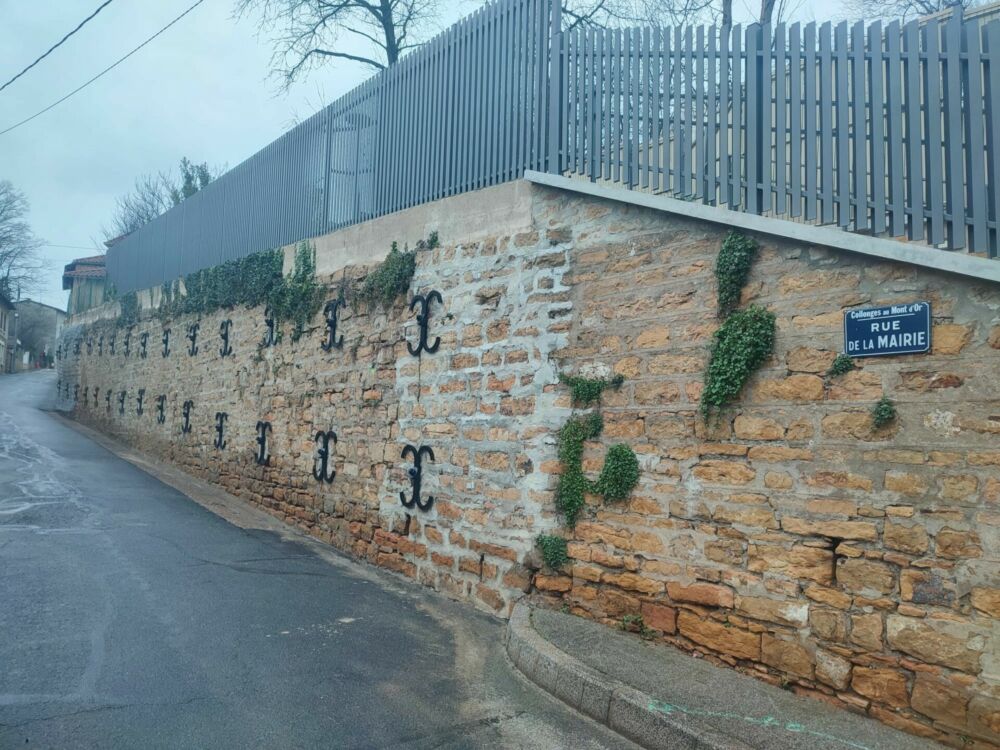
[
  {"x1": 137, "y1": 388, "x2": 145, "y2": 416},
  {"x1": 313, "y1": 430, "x2": 337, "y2": 482},
  {"x1": 109, "y1": 333, "x2": 116, "y2": 355},
  {"x1": 93, "y1": 386, "x2": 99, "y2": 407},
  {"x1": 140, "y1": 332, "x2": 148, "y2": 358},
  {"x1": 407, "y1": 291, "x2": 442, "y2": 357},
  {"x1": 321, "y1": 300, "x2": 344, "y2": 351},
  {"x1": 187, "y1": 322, "x2": 199, "y2": 356},
  {"x1": 75, "y1": 384, "x2": 80, "y2": 403},
  {"x1": 118, "y1": 390, "x2": 126, "y2": 416},
  {"x1": 105, "y1": 391, "x2": 111, "y2": 411},
  {"x1": 261, "y1": 308, "x2": 277, "y2": 347},
  {"x1": 400, "y1": 444, "x2": 435, "y2": 511},
  {"x1": 219, "y1": 319, "x2": 233, "y2": 357},
  {"x1": 214, "y1": 412, "x2": 228, "y2": 449},
  {"x1": 123, "y1": 329, "x2": 132, "y2": 357},
  {"x1": 97, "y1": 336, "x2": 104, "y2": 356},
  {"x1": 181, "y1": 400, "x2": 193, "y2": 434},
  {"x1": 86, "y1": 338, "x2": 93, "y2": 355},
  {"x1": 162, "y1": 329, "x2": 171, "y2": 357},
  {"x1": 255, "y1": 421, "x2": 271, "y2": 466},
  {"x1": 156, "y1": 395, "x2": 166, "y2": 424}
]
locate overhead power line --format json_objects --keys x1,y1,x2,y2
[
  {"x1": 0, "y1": 0, "x2": 117, "y2": 94},
  {"x1": 0, "y1": 0, "x2": 208, "y2": 138}
]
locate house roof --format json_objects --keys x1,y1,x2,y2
[
  {"x1": 16, "y1": 298, "x2": 67, "y2": 316},
  {"x1": 62, "y1": 254, "x2": 106, "y2": 290}
]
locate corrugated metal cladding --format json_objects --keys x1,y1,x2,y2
[{"x1": 107, "y1": 2, "x2": 999, "y2": 293}]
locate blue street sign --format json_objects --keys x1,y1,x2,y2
[{"x1": 844, "y1": 302, "x2": 931, "y2": 358}]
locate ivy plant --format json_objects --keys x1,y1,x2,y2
[
  {"x1": 554, "y1": 382, "x2": 639, "y2": 528},
  {"x1": 118, "y1": 291, "x2": 139, "y2": 329},
  {"x1": 715, "y1": 231, "x2": 759, "y2": 316},
  {"x1": 827, "y1": 353, "x2": 855, "y2": 377},
  {"x1": 700, "y1": 305, "x2": 776, "y2": 416},
  {"x1": 536, "y1": 534, "x2": 569, "y2": 569},
  {"x1": 356, "y1": 232, "x2": 439, "y2": 309},
  {"x1": 871, "y1": 396, "x2": 897, "y2": 428},
  {"x1": 558, "y1": 372, "x2": 624, "y2": 406}
]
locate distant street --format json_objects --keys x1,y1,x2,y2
[{"x1": 0, "y1": 370, "x2": 632, "y2": 750}]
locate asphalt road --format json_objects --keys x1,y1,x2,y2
[{"x1": 0, "y1": 370, "x2": 634, "y2": 750}]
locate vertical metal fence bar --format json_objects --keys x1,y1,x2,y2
[
  {"x1": 986, "y1": 21, "x2": 1000, "y2": 256},
  {"x1": 775, "y1": 23, "x2": 786, "y2": 215},
  {"x1": 746, "y1": 25, "x2": 759, "y2": 213},
  {"x1": 694, "y1": 25, "x2": 705, "y2": 200},
  {"x1": 966, "y1": 20, "x2": 988, "y2": 252},
  {"x1": 885, "y1": 21, "x2": 904, "y2": 237},
  {"x1": 943, "y1": 12, "x2": 966, "y2": 248},
  {"x1": 869, "y1": 22, "x2": 887, "y2": 236},
  {"x1": 835, "y1": 22, "x2": 850, "y2": 227},
  {"x1": 852, "y1": 21, "x2": 869, "y2": 232},
  {"x1": 642, "y1": 26, "x2": 652, "y2": 190},
  {"x1": 820, "y1": 22, "x2": 834, "y2": 223},
  {"x1": 719, "y1": 24, "x2": 730, "y2": 207},
  {"x1": 731, "y1": 25, "x2": 743, "y2": 208},
  {"x1": 925, "y1": 20, "x2": 946, "y2": 245},
  {"x1": 790, "y1": 22, "x2": 802, "y2": 218},
  {"x1": 706, "y1": 25, "x2": 716, "y2": 203},
  {"x1": 904, "y1": 19, "x2": 925, "y2": 241},
  {"x1": 760, "y1": 23, "x2": 772, "y2": 213}
]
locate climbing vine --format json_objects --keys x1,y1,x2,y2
[
  {"x1": 155, "y1": 243, "x2": 323, "y2": 340},
  {"x1": 118, "y1": 291, "x2": 139, "y2": 329},
  {"x1": 559, "y1": 372, "x2": 624, "y2": 406},
  {"x1": 700, "y1": 230, "x2": 774, "y2": 418},
  {"x1": 536, "y1": 534, "x2": 569, "y2": 569},
  {"x1": 356, "y1": 232, "x2": 439, "y2": 309},
  {"x1": 554, "y1": 375, "x2": 639, "y2": 528},
  {"x1": 700, "y1": 305, "x2": 776, "y2": 416},
  {"x1": 714, "y1": 231, "x2": 759, "y2": 316}
]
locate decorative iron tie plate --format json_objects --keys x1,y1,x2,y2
[
  {"x1": 140, "y1": 332, "x2": 148, "y2": 359},
  {"x1": 219, "y1": 319, "x2": 233, "y2": 357},
  {"x1": 214, "y1": 412, "x2": 228, "y2": 449},
  {"x1": 321, "y1": 300, "x2": 344, "y2": 351},
  {"x1": 156, "y1": 395, "x2": 166, "y2": 424},
  {"x1": 118, "y1": 390, "x2": 126, "y2": 416},
  {"x1": 407, "y1": 291, "x2": 442, "y2": 357},
  {"x1": 255, "y1": 421, "x2": 272, "y2": 466},
  {"x1": 109, "y1": 333, "x2": 116, "y2": 356},
  {"x1": 400, "y1": 444, "x2": 435, "y2": 511},
  {"x1": 137, "y1": 388, "x2": 145, "y2": 416},
  {"x1": 313, "y1": 430, "x2": 338, "y2": 482},
  {"x1": 181, "y1": 400, "x2": 193, "y2": 434},
  {"x1": 261, "y1": 307, "x2": 277, "y2": 348},
  {"x1": 123, "y1": 329, "x2": 132, "y2": 358},
  {"x1": 187, "y1": 322, "x2": 199, "y2": 356},
  {"x1": 162, "y1": 329, "x2": 170, "y2": 358},
  {"x1": 97, "y1": 335, "x2": 103, "y2": 356}
]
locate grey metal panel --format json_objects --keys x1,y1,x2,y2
[
  {"x1": 704, "y1": 26, "x2": 714, "y2": 201},
  {"x1": 943, "y1": 11, "x2": 965, "y2": 248},
  {"x1": 632, "y1": 27, "x2": 641, "y2": 188},
  {"x1": 719, "y1": 24, "x2": 729, "y2": 206},
  {"x1": 904, "y1": 19, "x2": 924, "y2": 241},
  {"x1": 986, "y1": 21, "x2": 1000, "y2": 256},
  {"x1": 774, "y1": 23, "x2": 786, "y2": 215},
  {"x1": 731, "y1": 25, "x2": 743, "y2": 207},
  {"x1": 746, "y1": 25, "x2": 759, "y2": 213},
  {"x1": 673, "y1": 26, "x2": 682, "y2": 194},
  {"x1": 760, "y1": 23, "x2": 772, "y2": 213},
  {"x1": 835, "y1": 22, "x2": 850, "y2": 227},
  {"x1": 885, "y1": 21, "x2": 904, "y2": 237},
  {"x1": 804, "y1": 22, "x2": 817, "y2": 221},
  {"x1": 925, "y1": 20, "x2": 945, "y2": 245},
  {"x1": 693, "y1": 25, "x2": 704, "y2": 199},
  {"x1": 967, "y1": 20, "x2": 989, "y2": 252},
  {"x1": 869, "y1": 22, "x2": 887, "y2": 236},
  {"x1": 790, "y1": 22, "x2": 802, "y2": 218},
  {"x1": 819, "y1": 22, "x2": 834, "y2": 224},
  {"x1": 643, "y1": 26, "x2": 652, "y2": 190},
  {"x1": 852, "y1": 21, "x2": 868, "y2": 231},
  {"x1": 603, "y1": 28, "x2": 613, "y2": 180}
]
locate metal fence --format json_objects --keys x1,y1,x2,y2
[{"x1": 107, "y1": 2, "x2": 1000, "y2": 293}]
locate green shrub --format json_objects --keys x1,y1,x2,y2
[
  {"x1": 536, "y1": 534, "x2": 569, "y2": 569},
  {"x1": 827, "y1": 353, "x2": 855, "y2": 377},
  {"x1": 715, "y1": 231, "x2": 758, "y2": 316},
  {"x1": 700, "y1": 305, "x2": 776, "y2": 416},
  {"x1": 356, "y1": 233, "x2": 438, "y2": 309},
  {"x1": 871, "y1": 396, "x2": 897, "y2": 428}
]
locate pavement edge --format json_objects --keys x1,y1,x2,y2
[{"x1": 505, "y1": 601, "x2": 752, "y2": 750}]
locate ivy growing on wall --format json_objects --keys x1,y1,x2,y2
[
  {"x1": 554, "y1": 375, "x2": 639, "y2": 528},
  {"x1": 356, "y1": 232, "x2": 439, "y2": 309},
  {"x1": 559, "y1": 372, "x2": 624, "y2": 406},
  {"x1": 827, "y1": 353, "x2": 855, "y2": 377},
  {"x1": 536, "y1": 534, "x2": 569, "y2": 569},
  {"x1": 155, "y1": 243, "x2": 323, "y2": 341},
  {"x1": 118, "y1": 291, "x2": 139, "y2": 329},
  {"x1": 700, "y1": 231, "x2": 775, "y2": 417},
  {"x1": 714, "y1": 231, "x2": 759, "y2": 316},
  {"x1": 700, "y1": 305, "x2": 776, "y2": 416}
]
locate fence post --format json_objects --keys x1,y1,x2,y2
[{"x1": 547, "y1": 0, "x2": 562, "y2": 173}]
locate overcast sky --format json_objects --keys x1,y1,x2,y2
[{"x1": 1, "y1": 0, "x2": 841, "y2": 310}]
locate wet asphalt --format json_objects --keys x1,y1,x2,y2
[{"x1": 0, "y1": 370, "x2": 633, "y2": 750}]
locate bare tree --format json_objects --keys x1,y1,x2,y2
[
  {"x1": 236, "y1": 0, "x2": 438, "y2": 86},
  {"x1": 104, "y1": 158, "x2": 216, "y2": 241},
  {"x1": 0, "y1": 181, "x2": 44, "y2": 299},
  {"x1": 843, "y1": 0, "x2": 980, "y2": 21}
]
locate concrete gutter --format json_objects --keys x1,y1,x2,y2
[
  {"x1": 505, "y1": 602, "x2": 750, "y2": 750},
  {"x1": 523, "y1": 170, "x2": 1000, "y2": 285}
]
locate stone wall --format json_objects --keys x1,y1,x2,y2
[{"x1": 59, "y1": 181, "x2": 1000, "y2": 747}]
